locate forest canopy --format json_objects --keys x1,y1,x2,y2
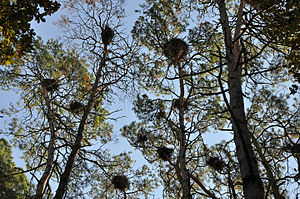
[{"x1": 0, "y1": 0, "x2": 299, "y2": 198}]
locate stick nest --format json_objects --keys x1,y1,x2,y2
[
  {"x1": 112, "y1": 175, "x2": 130, "y2": 191},
  {"x1": 284, "y1": 143, "x2": 300, "y2": 154},
  {"x1": 245, "y1": 0, "x2": 274, "y2": 10},
  {"x1": 163, "y1": 38, "x2": 188, "y2": 63},
  {"x1": 137, "y1": 134, "x2": 148, "y2": 143},
  {"x1": 207, "y1": 157, "x2": 225, "y2": 171},
  {"x1": 41, "y1": 79, "x2": 59, "y2": 92},
  {"x1": 69, "y1": 101, "x2": 85, "y2": 114},
  {"x1": 157, "y1": 146, "x2": 173, "y2": 161},
  {"x1": 101, "y1": 26, "x2": 114, "y2": 45}
]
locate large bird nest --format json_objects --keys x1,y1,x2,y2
[
  {"x1": 41, "y1": 79, "x2": 59, "y2": 92},
  {"x1": 112, "y1": 175, "x2": 130, "y2": 191},
  {"x1": 69, "y1": 101, "x2": 85, "y2": 114},
  {"x1": 206, "y1": 157, "x2": 225, "y2": 171},
  {"x1": 163, "y1": 38, "x2": 188, "y2": 63},
  {"x1": 245, "y1": 0, "x2": 274, "y2": 10},
  {"x1": 172, "y1": 98, "x2": 190, "y2": 111},
  {"x1": 101, "y1": 26, "x2": 114, "y2": 45},
  {"x1": 157, "y1": 146, "x2": 173, "y2": 161}
]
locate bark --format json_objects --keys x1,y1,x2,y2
[
  {"x1": 53, "y1": 46, "x2": 108, "y2": 199},
  {"x1": 35, "y1": 89, "x2": 56, "y2": 199},
  {"x1": 217, "y1": 0, "x2": 264, "y2": 198},
  {"x1": 177, "y1": 62, "x2": 192, "y2": 199}
]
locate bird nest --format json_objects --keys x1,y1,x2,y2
[
  {"x1": 172, "y1": 98, "x2": 190, "y2": 111},
  {"x1": 101, "y1": 26, "x2": 114, "y2": 45},
  {"x1": 163, "y1": 38, "x2": 188, "y2": 63},
  {"x1": 69, "y1": 101, "x2": 85, "y2": 114},
  {"x1": 207, "y1": 157, "x2": 225, "y2": 171},
  {"x1": 136, "y1": 134, "x2": 148, "y2": 143},
  {"x1": 112, "y1": 175, "x2": 130, "y2": 191},
  {"x1": 157, "y1": 146, "x2": 173, "y2": 161},
  {"x1": 283, "y1": 143, "x2": 300, "y2": 154},
  {"x1": 245, "y1": 0, "x2": 274, "y2": 10},
  {"x1": 41, "y1": 79, "x2": 59, "y2": 92}
]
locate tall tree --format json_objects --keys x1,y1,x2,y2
[
  {"x1": 122, "y1": 0, "x2": 299, "y2": 198},
  {"x1": 0, "y1": 0, "x2": 158, "y2": 198},
  {"x1": 0, "y1": 138, "x2": 31, "y2": 198}
]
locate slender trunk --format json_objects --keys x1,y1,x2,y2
[
  {"x1": 35, "y1": 90, "x2": 56, "y2": 199},
  {"x1": 53, "y1": 46, "x2": 108, "y2": 199},
  {"x1": 217, "y1": 0, "x2": 264, "y2": 198},
  {"x1": 177, "y1": 62, "x2": 192, "y2": 199}
]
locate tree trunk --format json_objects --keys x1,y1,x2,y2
[
  {"x1": 35, "y1": 89, "x2": 56, "y2": 199},
  {"x1": 217, "y1": 0, "x2": 264, "y2": 198},
  {"x1": 177, "y1": 62, "x2": 192, "y2": 199},
  {"x1": 53, "y1": 47, "x2": 108, "y2": 199}
]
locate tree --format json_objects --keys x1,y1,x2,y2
[
  {"x1": 1, "y1": 0, "x2": 299, "y2": 198},
  {"x1": 0, "y1": 0, "x2": 158, "y2": 198},
  {"x1": 122, "y1": 0, "x2": 299, "y2": 198},
  {"x1": 0, "y1": 138, "x2": 31, "y2": 198},
  {"x1": 0, "y1": 0, "x2": 60, "y2": 66}
]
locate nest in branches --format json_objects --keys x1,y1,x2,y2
[
  {"x1": 41, "y1": 79, "x2": 59, "y2": 92},
  {"x1": 284, "y1": 143, "x2": 300, "y2": 154},
  {"x1": 207, "y1": 157, "x2": 225, "y2": 171},
  {"x1": 112, "y1": 175, "x2": 130, "y2": 191},
  {"x1": 291, "y1": 144, "x2": 300, "y2": 154},
  {"x1": 163, "y1": 38, "x2": 188, "y2": 63},
  {"x1": 136, "y1": 133, "x2": 148, "y2": 143},
  {"x1": 156, "y1": 110, "x2": 165, "y2": 120},
  {"x1": 101, "y1": 26, "x2": 114, "y2": 45},
  {"x1": 157, "y1": 146, "x2": 173, "y2": 161},
  {"x1": 172, "y1": 98, "x2": 190, "y2": 111},
  {"x1": 69, "y1": 101, "x2": 85, "y2": 114},
  {"x1": 245, "y1": 0, "x2": 274, "y2": 10}
]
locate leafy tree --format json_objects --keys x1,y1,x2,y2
[
  {"x1": 0, "y1": 138, "x2": 31, "y2": 198},
  {"x1": 0, "y1": 0, "x2": 60, "y2": 66}
]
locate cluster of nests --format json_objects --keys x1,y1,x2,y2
[
  {"x1": 41, "y1": 79, "x2": 59, "y2": 92},
  {"x1": 163, "y1": 38, "x2": 188, "y2": 64},
  {"x1": 101, "y1": 26, "x2": 114, "y2": 46},
  {"x1": 40, "y1": 79, "x2": 86, "y2": 114},
  {"x1": 206, "y1": 157, "x2": 225, "y2": 172},
  {"x1": 112, "y1": 175, "x2": 130, "y2": 191}
]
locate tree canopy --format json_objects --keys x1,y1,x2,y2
[
  {"x1": 0, "y1": 138, "x2": 31, "y2": 198},
  {"x1": 0, "y1": 0, "x2": 299, "y2": 198},
  {"x1": 0, "y1": 0, "x2": 60, "y2": 66}
]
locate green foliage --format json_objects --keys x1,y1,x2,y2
[
  {"x1": 0, "y1": 0, "x2": 60, "y2": 66},
  {"x1": 246, "y1": 0, "x2": 300, "y2": 82},
  {"x1": 0, "y1": 138, "x2": 30, "y2": 198}
]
